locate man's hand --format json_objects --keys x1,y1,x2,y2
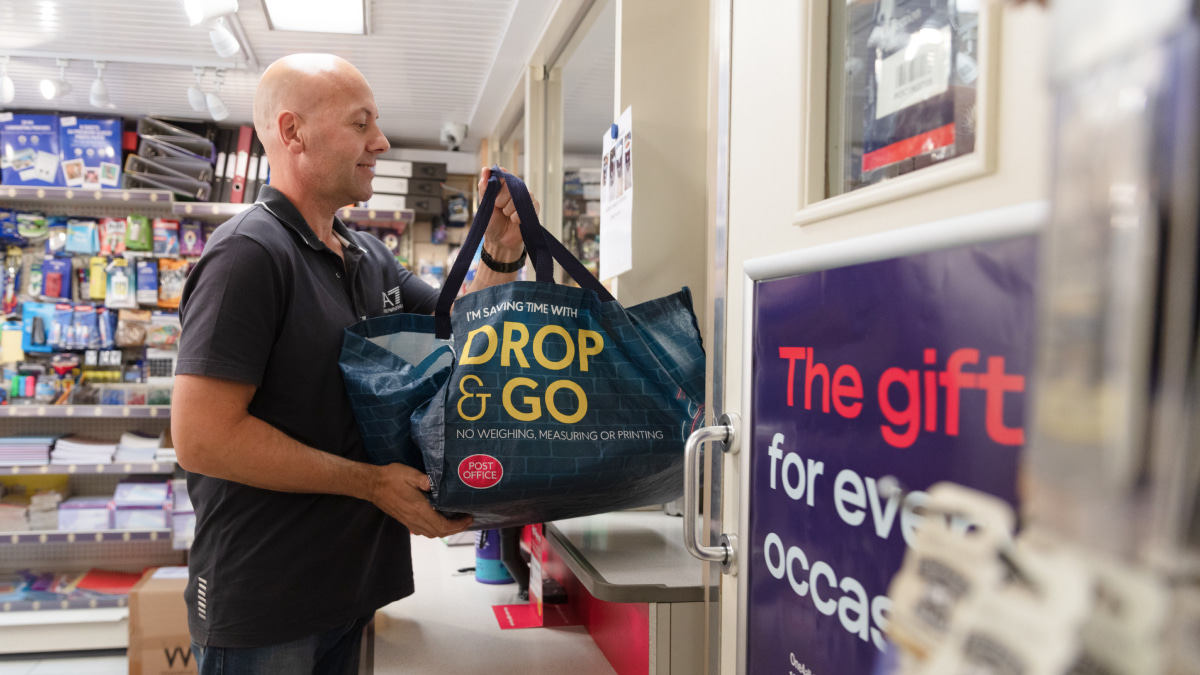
[
  {"x1": 478, "y1": 166, "x2": 538, "y2": 261},
  {"x1": 367, "y1": 463, "x2": 472, "y2": 538}
]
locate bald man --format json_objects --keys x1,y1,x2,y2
[{"x1": 172, "y1": 54, "x2": 529, "y2": 674}]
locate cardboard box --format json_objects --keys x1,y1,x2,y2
[{"x1": 129, "y1": 567, "x2": 197, "y2": 675}]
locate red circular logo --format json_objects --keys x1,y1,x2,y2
[{"x1": 458, "y1": 454, "x2": 504, "y2": 489}]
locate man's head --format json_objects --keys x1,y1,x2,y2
[{"x1": 253, "y1": 54, "x2": 389, "y2": 209}]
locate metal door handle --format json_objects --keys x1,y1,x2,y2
[{"x1": 683, "y1": 412, "x2": 740, "y2": 575}]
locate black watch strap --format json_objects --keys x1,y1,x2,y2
[{"x1": 480, "y1": 246, "x2": 527, "y2": 273}]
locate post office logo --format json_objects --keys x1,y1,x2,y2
[{"x1": 458, "y1": 454, "x2": 503, "y2": 489}]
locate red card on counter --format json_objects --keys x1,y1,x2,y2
[{"x1": 493, "y1": 604, "x2": 542, "y2": 630}]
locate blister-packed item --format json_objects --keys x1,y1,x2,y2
[
  {"x1": 21, "y1": 302, "x2": 56, "y2": 354},
  {"x1": 104, "y1": 259, "x2": 137, "y2": 309},
  {"x1": 114, "y1": 309, "x2": 152, "y2": 348},
  {"x1": 146, "y1": 312, "x2": 181, "y2": 349},
  {"x1": 124, "y1": 215, "x2": 152, "y2": 252},
  {"x1": 44, "y1": 218, "x2": 68, "y2": 256},
  {"x1": 179, "y1": 220, "x2": 205, "y2": 256},
  {"x1": 48, "y1": 303, "x2": 73, "y2": 350},
  {"x1": 39, "y1": 258, "x2": 71, "y2": 301},
  {"x1": 71, "y1": 304, "x2": 100, "y2": 351},
  {"x1": 157, "y1": 259, "x2": 186, "y2": 309},
  {"x1": 135, "y1": 259, "x2": 158, "y2": 305},
  {"x1": 96, "y1": 306, "x2": 115, "y2": 349},
  {"x1": 16, "y1": 212, "x2": 47, "y2": 240},
  {"x1": 99, "y1": 217, "x2": 125, "y2": 255},
  {"x1": 152, "y1": 218, "x2": 180, "y2": 256}
]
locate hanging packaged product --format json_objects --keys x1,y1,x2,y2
[
  {"x1": 96, "y1": 306, "x2": 116, "y2": 349},
  {"x1": 105, "y1": 258, "x2": 137, "y2": 309},
  {"x1": 0, "y1": 114, "x2": 63, "y2": 187},
  {"x1": 0, "y1": 209, "x2": 20, "y2": 245},
  {"x1": 125, "y1": 215, "x2": 152, "y2": 252},
  {"x1": 16, "y1": 212, "x2": 48, "y2": 240},
  {"x1": 152, "y1": 218, "x2": 180, "y2": 256},
  {"x1": 58, "y1": 116, "x2": 121, "y2": 189},
  {"x1": 65, "y1": 219, "x2": 99, "y2": 256},
  {"x1": 146, "y1": 311, "x2": 182, "y2": 348},
  {"x1": 157, "y1": 259, "x2": 187, "y2": 309},
  {"x1": 886, "y1": 483, "x2": 1017, "y2": 667},
  {"x1": 99, "y1": 217, "x2": 126, "y2": 255},
  {"x1": 135, "y1": 259, "x2": 159, "y2": 305},
  {"x1": 179, "y1": 220, "x2": 205, "y2": 256},
  {"x1": 71, "y1": 304, "x2": 100, "y2": 351},
  {"x1": 40, "y1": 258, "x2": 72, "y2": 301},
  {"x1": 48, "y1": 303, "x2": 74, "y2": 349},
  {"x1": 44, "y1": 218, "x2": 68, "y2": 256},
  {"x1": 3, "y1": 247, "x2": 21, "y2": 315},
  {"x1": 88, "y1": 257, "x2": 107, "y2": 300},
  {"x1": 115, "y1": 309, "x2": 152, "y2": 348},
  {"x1": 21, "y1": 302, "x2": 56, "y2": 353}
]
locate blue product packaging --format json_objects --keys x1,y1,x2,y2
[
  {"x1": 179, "y1": 220, "x2": 205, "y2": 256},
  {"x1": 65, "y1": 219, "x2": 99, "y2": 255},
  {"x1": 45, "y1": 217, "x2": 68, "y2": 256},
  {"x1": 72, "y1": 304, "x2": 100, "y2": 350},
  {"x1": 58, "y1": 117, "x2": 121, "y2": 189},
  {"x1": 40, "y1": 257, "x2": 72, "y2": 300},
  {"x1": 135, "y1": 259, "x2": 159, "y2": 305},
  {"x1": 0, "y1": 210, "x2": 22, "y2": 245},
  {"x1": 0, "y1": 114, "x2": 63, "y2": 186},
  {"x1": 96, "y1": 306, "x2": 116, "y2": 348},
  {"x1": 49, "y1": 303, "x2": 73, "y2": 350},
  {"x1": 21, "y1": 302, "x2": 56, "y2": 353}
]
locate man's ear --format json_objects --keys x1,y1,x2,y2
[{"x1": 278, "y1": 111, "x2": 304, "y2": 155}]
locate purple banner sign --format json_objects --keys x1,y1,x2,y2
[{"x1": 746, "y1": 235, "x2": 1037, "y2": 675}]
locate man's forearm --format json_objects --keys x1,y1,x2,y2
[
  {"x1": 465, "y1": 243, "x2": 522, "y2": 294},
  {"x1": 182, "y1": 409, "x2": 376, "y2": 501}
]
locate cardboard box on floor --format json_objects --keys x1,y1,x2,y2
[{"x1": 129, "y1": 566, "x2": 197, "y2": 675}]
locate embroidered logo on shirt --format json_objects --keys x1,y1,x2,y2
[{"x1": 382, "y1": 286, "x2": 403, "y2": 313}]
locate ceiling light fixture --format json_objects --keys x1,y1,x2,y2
[
  {"x1": 39, "y1": 58, "x2": 71, "y2": 100},
  {"x1": 207, "y1": 69, "x2": 230, "y2": 121},
  {"x1": 188, "y1": 66, "x2": 207, "y2": 112},
  {"x1": 262, "y1": 0, "x2": 366, "y2": 35},
  {"x1": 89, "y1": 61, "x2": 110, "y2": 108},
  {"x1": 0, "y1": 56, "x2": 14, "y2": 105},
  {"x1": 183, "y1": 0, "x2": 242, "y2": 58}
]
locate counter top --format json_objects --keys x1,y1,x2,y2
[
  {"x1": 374, "y1": 534, "x2": 616, "y2": 675},
  {"x1": 547, "y1": 510, "x2": 705, "y2": 603}
]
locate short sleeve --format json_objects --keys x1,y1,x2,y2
[
  {"x1": 176, "y1": 234, "x2": 282, "y2": 386},
  {"x1": 396, "y1": 260, "x2": 439, "y2": 316}
]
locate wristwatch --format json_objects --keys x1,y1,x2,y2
[{"x1": 480, "y1": 246, "x2": 527, "y2": 273}]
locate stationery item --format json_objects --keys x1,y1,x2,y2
[
  {"x1": 135, "y1": 117, "x2": 216, "y2": 162},
  {"x1": 65, "y1": 219, "x2": 99, "y2": 255},
  {"x1": 135, "y1": 259, "x2": 159, "y2": 305},
  {"x1": 76, "y1": 568, "x2": 143, "y2": 594},
  {"x1": 105, "y1": 259, "x2": 137, "y2": 309},
  {"x1": 58, "y1": 498, "x2": 114, "y2": 531},
  {"x1": 229, "y1": 125, "x2": 253, "y2": 203},
  {"x1": 52, "y1": 436, "x2": 118, "y2": 464},
  {"x1": 152, "y1": 218, "x2": 180, "y2": 256},
  {"x1": 136, "y1": 137, "x2": 214, "y2": 181},
  {"x1": 157, "y1": 259, "x2": 187, "y2": 309},
  {"x1": 121, "y1": 170, "x2": 212, "y2": 201},
  {"x1": 1, "y1": 114, "x2": 63, "y2": 186},
  {"x1": 179, "y1": 220, "x2": 205, "y2": 256},
  {"x1": 125, "y1": 215, "x2": 152, "y2": 252},
  {"x1": 59, "y1": 117, "x2": 121, "y2": 189}
]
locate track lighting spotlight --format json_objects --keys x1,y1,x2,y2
[
  {"x1": 183, "y1": 0, "x2": 242, "y2": 58},
  {"x1": 40, "y1": 58, "x2": 72, "y2": 100},
  {"x1": 207, "y1": 69, "x2": 230, "y2": 121},
  {"x1": 188, "y1": 66, "x2": 207, "y2": 112},
  {"x1": 89, "y1": 61, "x2": 109, "y2": 108},
  {"x1": 0, "y1": 56, "x2": 14, "y2": 105}
]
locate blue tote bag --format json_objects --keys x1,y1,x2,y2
[{"x1": 340, "y1": 168, "x2": 705, "y2": 528}]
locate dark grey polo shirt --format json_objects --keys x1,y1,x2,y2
[{"x1": 176, "y1": 185, "x2": 438, "y2": 648}]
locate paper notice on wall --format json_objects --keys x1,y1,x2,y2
[{"x1": 599, "y1": 106, "x2": 633, "y2": 281}]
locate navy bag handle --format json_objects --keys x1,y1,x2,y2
[{"x1": 435, "y1": 167, "x2": 615, "y2": 339}]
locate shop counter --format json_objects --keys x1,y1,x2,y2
[{"x1": 545, "y1": 510, "x2": 706, "y2": 675}]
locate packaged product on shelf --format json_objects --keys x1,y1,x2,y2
[
  {"x1": 114, "y1": 476, "x2": 170, "y2": 529},
  {"x1": 104, "y1": 258, "x2": 137, "y2": 309},
  {"x1": 99, "y1": 217, "x2": 126, "y2": 255},
  {"x1": 58, "y1": 496, "x2": 113, "y2": 531},
  {"x1": 40, "y1": 257, "x2": 71, "y2": 300},
  {"x1": 15, "y1": 212, "x2": 47, "y2": 240},
  {"x1": 179, "y1": 220, "x2": 205, "y2": 256},
  {"x1": 72, "y1": 304, "x2": 100, "y2": 350},
  {"x1": 152, "y1": 218, "x2": 180, "y2": 256},
  {"x1": 20, "y1": 302, "x2": 55, "y2": 353},
  {"x1": 114, "y1": 309, "x2": 151, "y2": 347},
  {"x1": 157, "y1": 259, "x2": 187, "y2": 309},
  {"x1": 28, "y1": 490, "x2": 61, "y2": 530},
  {"x1": 96, "y1": 306, "x2": 116, "y2": 348},
  {"x1": 58, "y1": 116, "x2": 121, "y2": 189},
  {"x1": 0, "y1": 498, "x2": 29, "y2": 531},
  {"x1": 0, "y1": 210, "x2": 20, "y2": 245},
  {"x1": 0, "y1": 114, "x2": 63, "y2": 187},
  {"x1": 135, "y1": 259, "x2": 159, "y2": 305},
  {"x1": 146, "y1": 312, "x2": 181, "y2": 348},
  {"x1": 125, "y1": 215, "x2": 152, "y2": 252},
  {"x1": 44, "y1": 218, "x2": 68, "y2": 256},
  {"x1": 88, "y1": 256, "x2": 106, "y2": 299},
  {"x1": 47, "y1": 303, "x2": 73, "y2": 349},
  {"x1": 2, "y1": 247, "x2": 20, "y2": 315},
  {"x1": 64, "y1": 219, "x2": 99, "y2": 255}
]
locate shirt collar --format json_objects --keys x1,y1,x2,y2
[{"x1": 257, "y1": 185, "x2": 360, "y2": 253}]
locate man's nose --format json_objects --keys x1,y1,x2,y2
[{"x1": 370, "y1": 128, "x2": 390, "y2": 154}]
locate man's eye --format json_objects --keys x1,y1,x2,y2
[{"x1": 357, "y1": 123, "x2": 367, "y2": 130}]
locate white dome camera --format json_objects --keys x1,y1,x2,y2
[{"x1": 440, "y1": 122, "x2": 467, "y2": 151}]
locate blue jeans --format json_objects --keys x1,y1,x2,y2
[{"x1": 191, "y1": 615, "x2": 372, "y2": 675}]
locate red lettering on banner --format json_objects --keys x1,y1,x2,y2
[{"x1": 777, "y1": 345, "x2": 1025, "y2": 448}]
